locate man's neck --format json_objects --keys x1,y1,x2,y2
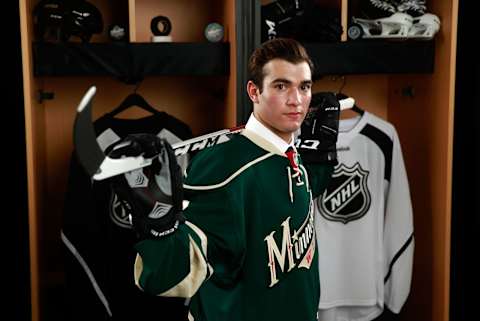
[
  {"x1": 245, "y1": 113, "x2": 294, "y2": 154},
  {"x1": 253, "y1": 112, "x2": 293, "y2": 144}
]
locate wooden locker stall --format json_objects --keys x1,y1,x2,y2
[
  {"x1": 309, "y1": 1, "x2": 458, "y2": 321},
  {"x1": 20, "y1": 0, "x2": 236, "y2": 320}
]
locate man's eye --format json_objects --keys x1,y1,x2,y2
[
  {"x1": 301, "y1": 84, "x2": 312, "y2": 91},
  {"x1": 275, "y1": 84, "x2": 285, "y2": 90}
]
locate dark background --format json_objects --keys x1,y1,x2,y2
[
  {"x1": 450, "y1": 1, "x2": 480, "y2": 320},
  {"x1": 8, "y1": 2, "x2": 31, "y2": 321}
]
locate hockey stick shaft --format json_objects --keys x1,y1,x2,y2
[
  {"x1": 95, "y1": 126, "x2": 244, "y2": 180},
  {"x1": 74, "y1": 86, "x2": 354, "y2": 181},
  {"x1": 172, "y1": 125, "x2": 245, "y2": 156}
]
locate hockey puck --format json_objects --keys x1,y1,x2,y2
[
  {"x1": 347, "y1": 24, "x2": 363, "y2": 40},
  {"x1": 108, "y1": 24, "x2": 126, "y2": 41},
  {"x1": 204, "y1": 22, "x2": 224, "y2": 42}
]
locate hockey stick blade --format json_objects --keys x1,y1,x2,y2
[
  {"x1": 74, "y1": 86, "x2": 152, "y2": 180},
  {"x1": 73, "y1": 86, "x2": 105, "y2": 178}
]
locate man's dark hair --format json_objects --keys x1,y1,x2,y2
[{"x1": 248, "y1": 38, "x2": 314, "y2": 92}]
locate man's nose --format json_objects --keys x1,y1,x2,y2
[{"x1": 287, "y1": 88, "x2": 302, "y2": 105}]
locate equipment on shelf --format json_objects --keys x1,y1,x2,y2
[
  {"x1": 367, "y1": 0, "x2": 426, "y2": 17},
  {"x1": 204, "y1": 22, "x2": 224, "y2": 42},
  {"x1": 261, "y1": 0, "x2": 304, "y2": 42},
  {"x1": 109, "y1": 24, "x2": 127, "y2": 42},
  {"x1": 33, "y1": 0, "x2": 103, "y2": 43},
  {"x1": 408, "y1": 13, "x2": 440, "y2": 39},
  {"x1": 348, "y1": 12, "x2": 413, "y2": 39},
  {"x1": 348, "y1": 0, "x2": 440, "y2": 40},
  {"x1": 150, "y1": 15, "x2": 172, "y2": 42},
  {"x1": 261, "y1": 0, "x2": 342, "y2": 43}
]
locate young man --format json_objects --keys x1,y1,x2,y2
[{"x1": 110, "y1": 38, "x2": 340, "y2": 321}]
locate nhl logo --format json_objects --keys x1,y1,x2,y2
[
  {"x1": 110, "y1": 193, "x2": 133, "y2": 229},
  {"x1": 317, "y1": 162, "x2": 371, "y2": 224}
]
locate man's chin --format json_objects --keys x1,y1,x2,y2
[
  {"x1": 288, "y1": 121, "x2": 302, "y2": 131},
  {"x1": 281, "y1": 124, "x2": 301, "y2": 135}
]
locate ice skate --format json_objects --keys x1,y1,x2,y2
[
  {"x1": 348, "y1": 12, "x2": 413, "y2": 40},
  {"x1": 368, "y1": 0, "x2": 426, "y2": 17},
  {"x1": 408, "y1": 13, "x2": 440, "y2": 39}
]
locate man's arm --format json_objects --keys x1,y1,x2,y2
[
  {"x1": 301, "y1": 162, "x2": 334, "y2": 199},
  {"x1": 134, "y1": 185, "x2": 246, "y2": 298},
  {"x1": 109, "y1": 135, "x2": 245, "y2": 298},
  {"x1": 383, "y1": 128, "x2": 414, "y2": 313},
  {"x1": 134, "y1": 221, "x2": 212, "y2": 297}
]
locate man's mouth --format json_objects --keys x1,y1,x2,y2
[{"x1": 285, "y1": 112, "x2": 302, "y2": 119}]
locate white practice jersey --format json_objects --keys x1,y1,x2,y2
[{"x1": 315, "y1": 112, "x2": 414, "y2": 321}]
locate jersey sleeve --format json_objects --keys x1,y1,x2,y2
[
  {"x1": 134, "y1": 220, "x2": 213, "y2": 298},
  {"x1": 383, "y1": 129, "x2": 414, "y2": 313},
  {"x1": 302, "y1": 162, "x2": 334, "y2": 198},
  {"x1": 134, "y1": 173, "x2": 246, "y2": 298}
]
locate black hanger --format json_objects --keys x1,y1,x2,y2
[
  {"x1": 336, "y1": 92, "x2": 364, "y2": 115},
  {"x1": 335, "y1": 77, "x2": 364, "y2": 116},
  {"x1": 108, "y1": 82, "x2": 159, "y2": 117}
]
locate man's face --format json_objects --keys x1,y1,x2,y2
[{"x1": 249, "y1": 59, "x2": 312, "y2": 143}]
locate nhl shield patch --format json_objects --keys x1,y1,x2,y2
[
  {"x1": 110, "y1": 193, "x2": 133, "y2": 229},
  {"x1": 317, "y1": 162, "x2": 371, "y2": 224}
]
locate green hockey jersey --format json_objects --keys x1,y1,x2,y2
[{"x1": 134, "y1": 123, "x2": 333, "y2": 321}]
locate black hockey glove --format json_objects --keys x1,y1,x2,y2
[
  {"x1": 108, "y1": 134, "x2": 185, "y2": 239},
  {"x1": 261, "y1": 0, "x2": 305, "y2": 41},
  {"x1": 296, "y1": 92, "x2": 340, "y2": 164}
]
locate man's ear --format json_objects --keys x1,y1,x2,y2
[{"x1": 247, "y1": 81, "x2": 260, "y2": 104}]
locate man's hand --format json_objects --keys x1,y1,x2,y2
[
  {"x1": 297, "y1": 92, "x2": 340, "y2": 164},
  {"x1": 108, "y1": 134, "x2": 184, "y2": 239}
]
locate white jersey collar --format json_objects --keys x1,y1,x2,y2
[{"x1": 245, "y1": 113, "x2": 294, "y2": 154}]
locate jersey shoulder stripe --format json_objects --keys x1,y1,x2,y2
[
  {"x1": 184, "y1": 135, "x2": 272, "y2": 188},
  {"x1": 360, "y1": 123, "x2": 393, "y2": 181}
]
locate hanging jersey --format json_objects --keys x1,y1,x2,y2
[
  {"x1": 62, "y1": 112, "x2": 193, "y2": 321},
  {"x1": 315, "y1": 112, "x2": 414, "y2": 321}
]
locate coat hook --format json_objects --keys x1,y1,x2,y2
[
  {"x1": 401, "y1": 86, "x2": 415, "y2": 98},
  {"x1": 37, "y1": 89, "x2": 55, "y2": 103}
]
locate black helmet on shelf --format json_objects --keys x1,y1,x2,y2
[
  {"x1": 33, "y1": 0, "x2": 68, "y2": 42},
  {"x1": 65, "y1": 0, "x2": 104, "y2": 42},
  {"x1": 33, "y1": 0, "x2": 103, "y2": 43}
]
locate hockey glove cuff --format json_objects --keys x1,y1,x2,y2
[{"x1": 108, "y1": 134, "x2": 185, "y2": 239}]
